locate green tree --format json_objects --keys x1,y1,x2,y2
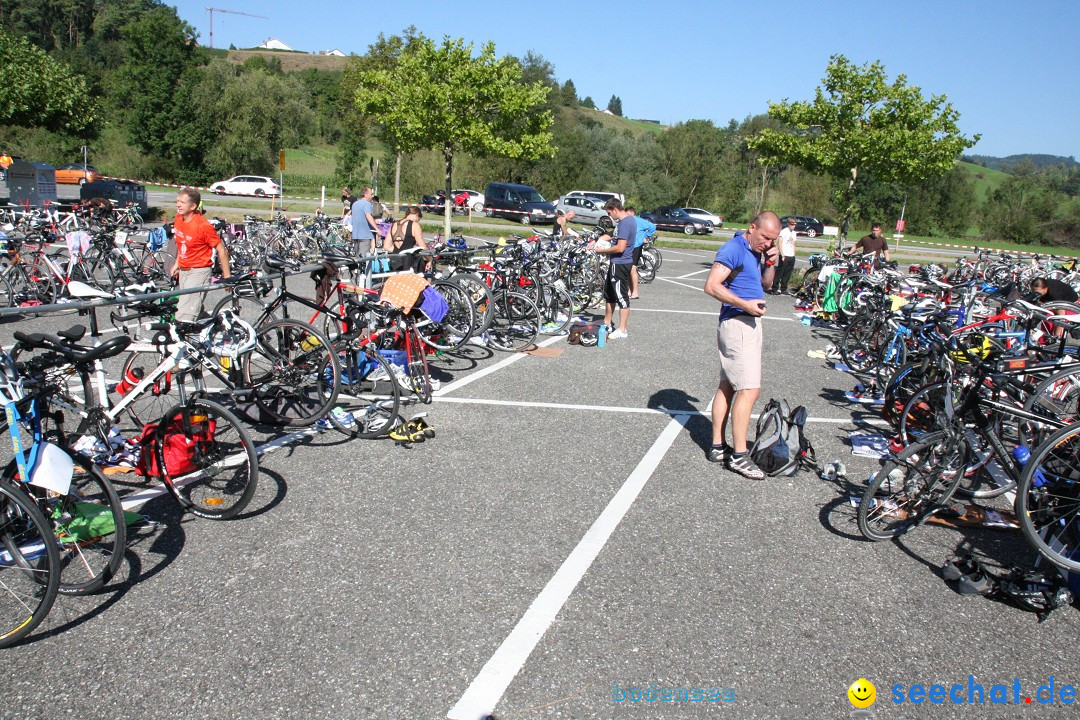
[
  {"x1": 581, "y1": 95, "x2": 595, "y2": 110},
  {"x1": 607, "y1": 95, "x2": 622, "y2": 116},
  {"x1": 982, "y1": 166, "x2": 1061, "y2": 244},
  {"x1": 353, "y1": 34, "x2": 554, "y2": 236},
  {"x1": 0, "y1": 27, "x2": 97, "y2": 133},
  {"x1": 560, "y1": 79, "x2": 578, "y2": 107},
  {"x1": 748, "y1": 54, "x2": 978, "y2": 243},
  {"x1": 658, "y1": 119, "x2": 726, "y2": 206}
]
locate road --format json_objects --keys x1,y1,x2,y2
[{"x1": 0, "y1": 248, "x2": 1074, "y2": 719}]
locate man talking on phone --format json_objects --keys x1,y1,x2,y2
[{"x1": 703, "y1": 211, "x2": 781, "y2": 479}]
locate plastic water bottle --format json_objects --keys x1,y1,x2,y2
[
  {"x1": 1012, "y1": 445, "x2": 1048, "y2": 488},
  {"x1": 597, "y1": 324, "x2": 607, "y2": 348}
]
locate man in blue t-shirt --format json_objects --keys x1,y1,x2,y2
[
  {"x1": 703, "y1": 211, "x2": 781, "y2": 479},
  {"x1": 590, "y1": 198, "x2": 636, "y2": 339},
  {"x1": 350, "y1": 186, "x2": 377, "y2": 256},
  {"x1": 626, "y1": 206, "x2": 656, "y2": 299}
]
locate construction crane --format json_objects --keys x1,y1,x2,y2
[{"x1": 205, "y1": 7, "x2": 267, "y2": 49}]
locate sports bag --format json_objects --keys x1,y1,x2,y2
[
  {"x1": 749, "y1": 398, "x2": 816, "y2": 477},
  {"x1": 135, "y1": 417, "x2": 217, "y2": 478},
  {"x1": 567, "y1": 322, "x2": 599, "y2": 345}
]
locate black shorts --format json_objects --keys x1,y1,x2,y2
[
  {"x1": 604, "y1": 263, "x2": 632, "y2": 308},
  {"x1": 632, "y1": 246, "x2": 643, "y2": 266}
]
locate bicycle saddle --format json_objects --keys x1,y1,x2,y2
[
  {"x1": 56, "y1": 325, "x2": 86, "y2": 342},
  {"x1": 264, "y1": 253, "x2": 301, "y2": 271},
  {"x1": 322, "y1": 250, "x2": 356, "y2": 266}
]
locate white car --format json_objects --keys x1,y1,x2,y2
[
  {"x1": 564, "y1": 190, "x2": 625, "y2": 205},
  {"x1": 682, "y1": 207, "x2": 724, "y2": 228},
  {"x1": 209, "y1": 175, "x2": 281, "y2": 197},
  {"x1": 452, "y1": 189, "x2": 485, "y2": 212}
]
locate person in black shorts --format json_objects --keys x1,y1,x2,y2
[
  {"x1": 590, "y1": 199, "x2": 635, "y2": 339},
  {"x1": 1032, "y1": 277, "x2": 1079, "y2": 304}
]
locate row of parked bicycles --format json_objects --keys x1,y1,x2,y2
[
  {"x1": 798, "y1": 248, "x2": 1080, "y2": 597},
  {"x1": 0, "y1": 212, "x2": 662, "y2": 648}
]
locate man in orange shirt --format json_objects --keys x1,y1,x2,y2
[{"x1": 169, "y1": 189, "x2": 230, "y2": 323}]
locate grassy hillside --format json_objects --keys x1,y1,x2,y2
[
  {"x1": 226, "y1": 49, "x2": 350, "y2": 72},
  {"x1": 957, "y1": 160, "x2": 1010, "y2": 204}
]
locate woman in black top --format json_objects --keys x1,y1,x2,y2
[
  {"x1": 385, "y1": 205, "x2": 427, "y2": 272},
  {"x1": 341, "y1": 186, "x2": 357, "y2": 220}
]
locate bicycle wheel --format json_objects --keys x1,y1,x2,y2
[
  {"x1": 243, "y1": 319, "x2": 341, "y2": 426},
  {"x1": 638, "y1": 253, "x2": 657, "y2": 284},
  {"x1": 406, "y1": 327, "x2": 433, "y2": 404},
  {"x1": 487, "y1": 291, "x2": 540, "y2": 352},
  {"x1": 11, "y1": 261, "x2": 56, "y2": 305},
  {"x1": 451, "y1": 273, "x2": 495, "y2": 336},
  {"x1": 858, "y1": 431, "x2": 967, "y2": 541},
  {"x1": 329, "y1": 347, "x2": 402, "y2": 438},
  {"x1": 840, "y1": 314, "x2": 886, "y2": 372},
  {"x1": 416, "y1": 279, "x2": 475, "y2": 352},
  {"x1": 212, "y1": 291, "x2": 278, "y2": 328},
  {"x1": 0, "y1": 479, "x2": 60, "y2": 648},
  {"x1": 154, "y1": 398, "x2": 258, "y2": 520},
  {"x1": 534, "y1": 281, "x2": 574, "y2": 335},
  {"x1": 20, "y1": 448, "x2": 127, "y2": 595},
  {"x1": 1016, "y1": 424, "x2": 1080, "y2": 573},
  {"x1": 642, "y1": 245, "x2": 662, "y2": 272}
]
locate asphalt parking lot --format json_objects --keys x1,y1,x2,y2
[{"x1": 2, "y1": 246, "x2": 1078, "y2": 720}]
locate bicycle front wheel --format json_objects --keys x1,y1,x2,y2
[
  {"x1": 330, "y1": 347, "x2": 401, "y2": 438},
  {"x1": 487, "y1": 291, "x2": 540, "y2": 352},
  {"x1": 155, "y1": 399, "x2": 258, "y2": 520},
  {"x1": 858, "y1": 431, "x2": 967, "y2": 541},
  {"x1": 0, "y1": 479, "x2": 60, "y2": 648},
  {"x1": 244, "y1": 319, "x2": 341, "y2": 426},
  {"x1": 1016, "y1": 424, "x2": 1080, "y2": 573}
]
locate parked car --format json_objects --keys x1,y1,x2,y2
[
  {"x1": 780, "y1": 215, "x2": 825, "y2": 238},
  {"x1": 563, "y1": 190, "x2": 625, "y2": 205},
  {"x1": 555, "y1": 195, "x2": 613, "y2": 230},
  {"x1": 452, "y1": 189, "x2": 485, "y2": 212},
  {"x1": 54, "y1": 163, "x2": 103, "y2": 185},
  {"x1": 483, "y1": 182, "x2": 556, "y2": 225},
  {"x1": 641, "y1": 206, "x2": 711, "y2": 235},
  {"x1": 209, "y1": 175, "x2": 281, "y2": 197},
  {"x1": 682, "y1": 207, "x2": 723, "y2": 229}
]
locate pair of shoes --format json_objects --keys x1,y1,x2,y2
[
  {"x1": 607, "y1": 328, "x2": 628, "y2": 340},
  {"x1": 707, "y1": 444, "x2": 731, "y2": 463},
  {"x1": 629, "y1": 293, "x2": 639, "y2": 299},
  {"x1": 727, "y1": 452, "x2": 765, "y2": 480}
]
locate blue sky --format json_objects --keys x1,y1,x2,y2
[{"x1": 173, "y1": 0, "x2": 1080, "y2": 159}]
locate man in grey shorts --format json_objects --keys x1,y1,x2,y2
[{"x1": 703, "y1": 211, "x2": 781, "y2": 479}]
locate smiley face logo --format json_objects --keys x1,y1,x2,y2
[{"x1": 848, "y1": 679, "x2": 876, "y2": 709}]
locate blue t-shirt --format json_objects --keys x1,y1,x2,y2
[
  {"x1": 612, "y1": 215, "x2": 636, "y2": 264},
  {"x1": 714, "y1": 232, "x2": 764, "y2": 321},
  {"x1": 633, "y1": 217, "x2": 656, "y2": 248},
  {"x1": 351, "y1": 198, "x2": 374, "y2": 240}
]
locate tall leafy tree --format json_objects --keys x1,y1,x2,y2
[
  {"x1": 607, "y1": 95, "x2": 622, "y2": 116},
  {"x1": 0, "y1": 27, "x2": 97, "y2": 133},
  {"x1": 748, "y1": 54, "x2": 978, "y2": 242},
  {"x1": 658, "y1": 120, "x2": 726, "y2": 206},
  {"x1": 560, "y1": 79, "x2": 578, "y2": 107},
  {"x1": 353, "y1": 33, "x2": 554, "y2": 235}
]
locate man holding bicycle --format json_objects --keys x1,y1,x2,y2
[
  {"x1": 169, "y1": 189, "x2": 230, "y2": 323},
  {"x1": 704, "y1": 211, "x2": 780, "y2": 480}
]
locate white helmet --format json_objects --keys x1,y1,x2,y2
[
  {"x1": 199, "y1": 309, "x2": 258, "y2": 359},
  {"x1": 0, "y1": 352, "x2": 25, "y2": 406}
]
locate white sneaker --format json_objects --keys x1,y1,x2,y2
[{"x1": 607, "y1": 329, "x2": 628, "y2": 340}]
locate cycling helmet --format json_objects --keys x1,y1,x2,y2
[
  {"x1": 0, "y1": 352, "x2": 24, "y2": 405},
  {"x1": 578, "y1": 331, "x2": 598, "y2": 346},
  {"x1": 949, "y1": 333, "x2": 995, "y2": 364},
  {"x1": 447, "y1": 236, "x2": 467, "y2": 250},
  {"x1": 199, "y1": 309, "x2": 258, "y2": 359}
]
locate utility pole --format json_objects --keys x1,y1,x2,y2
[{"x1": 205, "y1": 7, "x2": 267, "y2": 49}]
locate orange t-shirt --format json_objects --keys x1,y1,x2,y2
[{"x1": 173, "y1": 213, "x2": 221, "y2": 270}]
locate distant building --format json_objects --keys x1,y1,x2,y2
[
  {"x1": 602, "y1": 109, "x2": 614, "y2": 116},
  {"x1": 257, "y1": 38, "x2": 294, "y2": 51},
  {"x1": 319, "y1": 49, "x2": 346, "y2": 57}
]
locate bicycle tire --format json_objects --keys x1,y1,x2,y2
[
  {"x1": 858, "y1": 431, "x2": 967, "y2": 541},
  {"x1": 1015, "y1": 423, "x2": 1080, "y2": 573},
  {"x1": 243, "y1": 319, "x2": 341, "y2": 426},
  {"x1": 406, "y1": 326, "x2": 433, "y2": 404},
  {"x1": 13, "y1": 261, "x2": 56, "y2": 305},
  {"x1": 212, "y1": 291, "x2": 279, "y2": 329},
  {"x1": 638, "y1": 253, "x2": 657, "y2": 284},
  {"x1": 119, "y1": 349, "x2": 176, "y2": 428},
  {"x1": 328, "y1": 347, "x2": 402, "y2": 438},
  {"x1": 19, "y1": 448, "x2": 127, "y2": 595},
  {"x1": 450, "y1": 273, "x2": 495, "y2": 335},
  {"x1": 416, "y1": 279, "x2": 475, "y2": 352},
  {"x1": 0, "y1": 478, "x2": 60, "y2": 648},
  {"x1": 154, "y1": 398, "x2": 258, "y2": 520},
  {"x1": 487, "y1": 291, "x2": 540, "y2": 352},
  {"x1": 642, "y1": 245, "x2": 662, "y2": 272},
  {"x1": 534, "y1": 281, "x2": 574, "y2": 335}
]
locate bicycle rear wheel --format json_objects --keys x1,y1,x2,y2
[
  {"x1": 858, "y1": 431, "x2": 967, "y2": 541},
  {"x1": 487, "y1": 291, "x2": 540, "y2": 352},
  {"x1": 0, "y1": 479, "x2": 60, "y2": 648},
  {"x1": 155, "y1": 399, "x2": 258, "y2": 520},
  {"x1": 243, "y1": 319, "x2": 341, "y2": 426},
  {"x1": 416, "y1": 279, "x2": 475, "y2": 351},
  {"x1": 329, "y1": 347, "x2": 401, "y2": 438},
  {"x1": 1016, "y1": 423, "x2": 1080, "y2": 573}
]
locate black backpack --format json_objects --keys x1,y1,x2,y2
[{"x1": 749, "y1": 399, "x2": 816, "y2": 477}]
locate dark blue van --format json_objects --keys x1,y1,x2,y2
[{"x1": 483, "y1": 182, "x2": 556, "y2": 225}]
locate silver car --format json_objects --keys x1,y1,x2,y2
[{"x1": 555, "y1": 195, "x2": 613, "y2": 231}]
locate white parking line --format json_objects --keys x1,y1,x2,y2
[
  {"x1": 660, "y1": 248, "x2": 715, "y2": 258},
  {"x1": 447, "y1": 413, "x2": 690, "y2": 720},
  {"x1": 674, "y1": 268, "x2": 711, "y2": 279},
  {"x1": 656, "y1": 277, "x2": 705, "y2": 292},
  {"x1": 433, "y1": 334, "x2": 565, "y2": 397}
]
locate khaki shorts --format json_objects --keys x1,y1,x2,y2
[
  {"x1": 176, "y1": 266, "x2": 214, "y2": 323},
  {"x1": 716, "y1": 314, "x2": 763, "y2": 390}
]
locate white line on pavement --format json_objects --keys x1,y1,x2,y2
[
  {"x1": 447, "y1": 413, "x2": 690, "y2": 720},
  {"x1": 674, "y1": 268, "x2": 711, "y2": 279},
  {"x1": 659, "y1": 248, "x2": 715, "y2": 258},
  {"x1": 432, "y1": 335, "x2": 564, "y2": 397},
  {"x1": 656, "y1": 277, "x2": 705, "y2": 292}
]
